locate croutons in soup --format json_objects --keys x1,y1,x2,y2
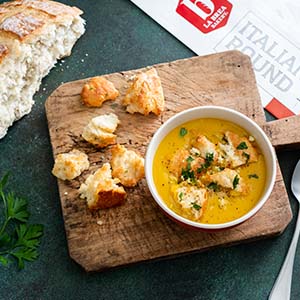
[{"x1": 153, "y1": 118, "x2": 266, "y2": 224}]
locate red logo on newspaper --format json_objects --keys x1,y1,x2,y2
[{"x1": 176, "y1": 0, "x2": 232, "y2": 34}]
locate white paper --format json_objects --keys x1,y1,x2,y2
[{"x1": 130, "y1": 0, "x2": 300, "y2": 118}]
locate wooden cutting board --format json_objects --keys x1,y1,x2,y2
[{"x1": 46, "y1": 50, "x2": 297, "y2": 272}]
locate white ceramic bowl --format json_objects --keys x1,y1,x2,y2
[{"x1": 145, "y1": 106, "x2": 276, "y2": 230}]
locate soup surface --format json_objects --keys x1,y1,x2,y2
[{"x1": 153, "y1": 118, "x2": 266, "y2": 224}]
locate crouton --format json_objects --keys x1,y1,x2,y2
[
  {"x1": 52, "y1": 149, "x2": 89, "y2": 180},
  {"x1": 207, "y1": 168, "x2": 247, "y2": 194},
  {"x1": 123, "y1": 68, "x2": 164, "y2": 115},
  {"x1": 168, "y1": 149, "x2": 189, "y2": 179},
  {"x1": 169, "y1": 149, "x2": 206, "y2": 181},
  {"x1": 176, "y1": 185, "x2": 208, "y2": 220},
  {"x1": 79, "y1": 163, "x2": 126, "y2": 210},
  {"x1": 192, "y1": 135, "x2": 218, "y2": 162},
  {"x1": 219, "y1": 131, "x2": 258, "y2": 168},
  {"x1": 82, "y1": 113, "x2": 120, "y2": 148},
  {"x1": 81, "y1": 76, "x2": 119, "y2": 107},
  {"x1": 110, "y1": 144, "x2": 144, "y2": 187}
]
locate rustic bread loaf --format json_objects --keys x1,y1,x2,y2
[{"x1": 0, "y1": 0, "x2": 85, "y2": 139}]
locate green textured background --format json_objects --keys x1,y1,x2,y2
[{"x1": 0, "y1": 0, "x2": 299, "y2": 299}]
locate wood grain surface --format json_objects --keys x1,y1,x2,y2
[{"x1": 45, "y1": 50, "x2": 294, "y2": 272}]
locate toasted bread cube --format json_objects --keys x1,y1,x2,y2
[
  {"x1": 176, "y1": 185, "x2": 208, "y2": 220},
  {"x1": 110, "y1": 144, "x2": 144, "y2": 187},
  {"x1": 79, "y1": 163, "x2": 126, "y2": 210},
  {"x1": 192, "y1": 135, "x2": 218, "y2": 161},
  {"x1": 81, "y1": 76, "x2": 119, "y2": 107},
  {"x1": 207, "y1": 168, "x2": 247, "y2": 194},
  {"x1": 168, "y1": 149, "x2": 190, "y2": 179},
  {"x1": 219, "y1": 131, "x2": 258, "y2": 168},
  {"x1": 82, "y1": 113, "x2": 120, "y2": 148},
  {"x1": 123, "y1": 68, "x2": 164, "y2": 115},
  {"x1": 52, "y1": 149, "x2": 89, "y2": 180}
]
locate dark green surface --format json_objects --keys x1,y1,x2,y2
[{"x1": 0, "y1": 0, "x2": 299, "y2": 299}]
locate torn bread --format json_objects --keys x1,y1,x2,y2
[
  {"x1": 0, "y1": 0, "x2": 85, "y2": 139},
  {"x1": 79, "y1": 162, "x2": 126, "y2": 210},
  {"x1": 52, "y1": 149, "x2": 89, "y2": 180},
  {"x1": 81, "y1": 76, "x2": 119, "y2": 107},
  {"x1": 110, "y1": 144, "x2": 144, "y2": 187},
  {"x1": 82, "y1": 113, "x2": 120, "y2": 148},
  {"x1": 122, "y1": 67, "x2": 164, "y2": 116}
]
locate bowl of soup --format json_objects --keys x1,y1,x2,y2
[{"x1": 145, "y1": 106, "x2": 276, "y2": 230}]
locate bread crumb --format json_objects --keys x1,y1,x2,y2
[{"x1": 97, "y1": 220, "x2": 103, "y2": 226}]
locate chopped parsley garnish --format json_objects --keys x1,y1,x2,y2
[
  {"x1": 207, "y1": 182, "x2": 220, "y2": 192},
  {"x1": 197, "y1": 152, "x2": 214, "y2": 173},
  {"x1": 233, "y1": 175, "x2": 239, "y2": 189},
  {"x1": 186, "y1": 156, "x2": 194, "y2": 163},
  {"x1": 242, "y1": 152, "x2": 250, "y2": 162},
  {"x1": 181, "y1": 156, "x2": 197, "y2": 183},
  {"x1": 179, "y1": 127, "x2": 188, "y2": 137},
  {"x1": 237, "y1": 142, "x2": 248, "y2": 150},
  {"x1": 206, "y1": 152, "x2": 214, "y2": 164},
  {"x1": 248, "y1": 174, "x2": 259, "y2": 179},
  {"x1": 192, "y1": 202, "x2": 201, "y2": 211},
  {"x1": 179, "y1": 192, "x2": 184, "y2": 201}
]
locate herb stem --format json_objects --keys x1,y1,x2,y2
[{"x1": 0, "y1": 217, "x2": 10, "y2": 237}]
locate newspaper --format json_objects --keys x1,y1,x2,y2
[{"x1": 130, "y1": 0, "x2": 300, "y2": 118}]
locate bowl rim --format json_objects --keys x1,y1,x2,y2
[{"x1": 145, "y1": 105, "x2": 277, "y2": 230}]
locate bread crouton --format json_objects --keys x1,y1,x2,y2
[
  {"x1": 168, "y1": 149, "x2": 189, "y2": 180},
  {"x1": 192, "y1": 135, "x2": 218, "y2": 162},
  {"x1": 52, "y1": 149, "x2": 89, "y2": 180},
  {"x1": 123, "y1": 68, "x2": 164, "y2": 116},
  {"x1": 176, "y1": 185, "x2": 208, "y2": 220},
  {"x1": 110, "y1": 144, "x2": 144, "y2": 187},
  {"x1": 79, "y1": 163, "x2": 126, "y2": 210},
  {"x1": 81, "y1": 76, "x2": 119, "y2": 107},
  {"x1": 207, "y1": 168, "x2": 247, "y2": 194},
  {"x1": 169, "y1": 149, "x2": 205, "y2": 181},
  {"x1": 219, "y1": 131, "x2": 258, "y2": 168},
  {"x1": 82, "y1": 113, "x2": 120, "y2": 148}
]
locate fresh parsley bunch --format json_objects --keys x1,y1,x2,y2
[{"x1": 0, "y1": 173, "x2": 43, "y2": 269}]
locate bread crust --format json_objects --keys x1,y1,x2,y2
[{"x1": 0, "y1": 0, "x2": 83, "y2": 42}]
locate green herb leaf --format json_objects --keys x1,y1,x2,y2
[
  {"x1": 0, "y1": 174, "x2": 43, "y2": 270},
  {"x1": 233, "y1": 175, "x2": 240, "y2": 189},
  {"x1": 11, "y1": 247, "x2": 39, "y2": 270},
  {"x1": 0, "y1": 173, "x2": 9, "y2": 191},
  {"x1": 237, "y1": 142, "x2": 248, "y2": 150},
  {"x1": 0, "y1": 233, "x2": 11, "y2": 248},
  {"x1": 186, "y1": 156, "x2": 194, "y2": 163},
  {"x1": 248, "y1": 174, "x2": 259, "y2": 179},
  {"x1": 6, "y1": 193, "x2": 29, "y2": 223},
  {"x1": 192, "y1": 203, "x2": 201, "y2": 211},
  {"x1": 207, "y1": 182, "x2": 220, "y2": 192},
  {"x1": 179, "y1": 127, "x2": 188, "y2": 137},
  {"x1": 0, "y1": 255, "x2": 9, "y2": 267},
  {"x1": 242, "y1": 152, "x2": 250, "y2": 162},
  {"x1": 178, "y1": 192, "x2": 184, "y2": 201},
  {"x1": 15, "y1": 224, "x2": 43, "y2": 249}
]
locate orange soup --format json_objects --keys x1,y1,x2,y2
[{"x1": 153, "y1": 118, "x2": 266, "y2": 224}]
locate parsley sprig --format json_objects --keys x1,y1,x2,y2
[{"x1": 0, "y1": 173, "x2": 43, "y2": 269}]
